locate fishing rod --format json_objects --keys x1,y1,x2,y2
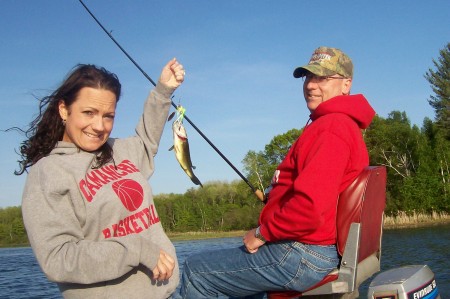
[{"x1": 78, "y1": 0, "x2": 264, "y2": 201}]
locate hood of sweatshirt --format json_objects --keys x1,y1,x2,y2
[
  {"x1": 50, "y1": 141, "x2": 85, "y2": 155},
  {"x1": 310, "y1": 94, "x2": 375, "y2": 129}
]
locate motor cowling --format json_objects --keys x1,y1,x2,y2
[{"x1": 368, "y1": 265, "x2": 440, "y2": 299}]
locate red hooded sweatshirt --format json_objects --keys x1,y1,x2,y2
[{"x1": 259, "y1": 94, "x2": 375, "y2": 245}]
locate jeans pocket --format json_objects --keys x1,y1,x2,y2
[
  {"x1": 287, "y1": 244, "x2": 339, "y2": 291},
  {"x1": 302, "y1": 245, "x2": 339, "y2": 273}
]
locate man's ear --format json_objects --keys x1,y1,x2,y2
[{"x1": 342, "y1": 78, "x2": 352, "y2": 95}]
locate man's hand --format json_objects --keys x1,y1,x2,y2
[{"x1": 243, "y1": 228, "x2": 265, "y2": 254}]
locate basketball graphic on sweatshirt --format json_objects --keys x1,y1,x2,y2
[{"x1": 112, "y1": 179, "x2": 144, "y2": 212}]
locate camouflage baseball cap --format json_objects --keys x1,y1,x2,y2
[{"x1": 293, "y1": 46, "x2": 353, "y2": 78}]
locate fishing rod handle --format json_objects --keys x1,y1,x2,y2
[{"x1": 255, "y1": 189, "x2": 265, "y2": 202}]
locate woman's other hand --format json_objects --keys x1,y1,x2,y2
[{"x1": 152, "y1": 250, "x2": 176, "y2": 281}]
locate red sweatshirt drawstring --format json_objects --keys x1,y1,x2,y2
[{"x1": 302, "y1": 118, "x2": 312, "y2": 132}]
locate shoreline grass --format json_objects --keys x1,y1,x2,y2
[
  {"x1": 167, "y1": 230, "x2": 247, "y2": 241},
  {"x1": 383, "y1": 211, "x2": 450, "y2": 229}
]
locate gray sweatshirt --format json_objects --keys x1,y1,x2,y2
[{"x1": 22, "y1": 84, "x2": 178, "y2": 299}]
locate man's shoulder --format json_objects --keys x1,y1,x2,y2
[
  {"x1": 314, "y1": 112, "x2": 358, "y2": 129},
  {"x1": 310, "y1": 113, "x2": 362, "y2": 144}
]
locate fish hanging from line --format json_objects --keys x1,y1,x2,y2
[{"x1": 168, "y1": 106, "x2": 203, "y2": 187}]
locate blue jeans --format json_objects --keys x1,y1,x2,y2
[{"x1": 178, "y1": 241, "x2": 339, "y2": 298}]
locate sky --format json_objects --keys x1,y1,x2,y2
[{"x1": 0, "y1": 0, "x2": 449, "y2": 208}]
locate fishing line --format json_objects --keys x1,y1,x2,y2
[{"x1": 78, "y1": 0, "x2": 263, "y2": 201}]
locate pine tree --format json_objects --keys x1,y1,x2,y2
[{"x1": 425, "y1": 43, "x2": 450, "y2": 138}]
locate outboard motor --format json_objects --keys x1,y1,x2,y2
[{"x1": 368, "y1": 265, "x2": 440, "y2": 299}]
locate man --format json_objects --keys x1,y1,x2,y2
[{"x1": 178, "y1": 47, "x2": 376, "y2": 298}]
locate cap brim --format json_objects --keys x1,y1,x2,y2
[{"x1": 293, "y1": 65, "x2": 337, "y2": 78}]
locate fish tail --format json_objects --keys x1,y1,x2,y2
[{"x1": 191, "y1": 175, "x2": 203, "y2": 187}]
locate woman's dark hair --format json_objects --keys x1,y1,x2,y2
[{"x1": 15, "y1": 64, "x2": 121, "y2": 175}]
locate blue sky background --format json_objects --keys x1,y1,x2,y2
[{"x1": 1, "y1": 1, "x2": 449, "y2": 208}]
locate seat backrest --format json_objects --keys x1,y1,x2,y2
[{"x1": 336, "y1": 166, "x2": 387, "y2": 261}]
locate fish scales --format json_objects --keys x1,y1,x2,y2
[{"x1": 170, "y1": 119, "x2": 203, "y2": 187}]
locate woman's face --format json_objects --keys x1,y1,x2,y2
[{"x1": 58, "y1": 87, "x2": 117, "y2": 152}]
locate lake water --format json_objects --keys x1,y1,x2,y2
[{"x1": 1, "y1": 224, "x2": 449, "y2": 298}]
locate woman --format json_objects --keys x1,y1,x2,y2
[{"x1": 18, "y1": 58, "x2": 185, "y2": 299}]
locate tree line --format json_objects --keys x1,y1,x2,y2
[{"x1": 1, "y1": 43, "x2": 449, "y2": 246}]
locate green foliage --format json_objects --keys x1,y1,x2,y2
[
  {"x1": 242, "y1": 150, "x2": 271, "y2": 192},
  {"x1": 154, "y1": 181, "x2": 263, "y2": 233},
  {"x1": 242, "y1": 128, "x2": 301, "y2": 191},
  {"x1": 364, "y1": 111, "x2": 450, "y2": 215},
  {"x1": 0, "y1": 206, "x2": 28, "y2": 246}
]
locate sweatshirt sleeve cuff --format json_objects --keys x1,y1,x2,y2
[
  {"x1": 139, "y1": 240, "x2": 161, "y2": 270},
  {"x1": 154, "y1": 82, "x2": 175, "y2": 99}
]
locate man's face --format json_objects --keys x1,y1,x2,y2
[{"x1": 302, "y1": 73, "x2": 352, "y2": 112}]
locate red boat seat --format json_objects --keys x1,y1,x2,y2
[{"x1": 267, "y1": 166, "x2": 387, "y2": 299}]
